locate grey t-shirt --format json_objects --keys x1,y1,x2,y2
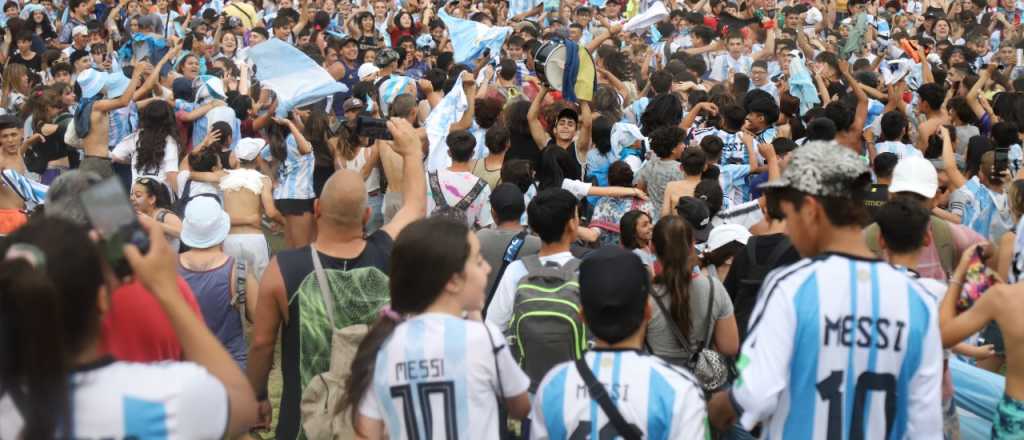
[
  {"x1": 635, "y1": 159, "x2": 684, "y2": 221},
  {"x1": 645, "y1": 275, "x2": 733, "y2": 367},
  {"x1": 476, "y1": 228, "x2": 542, "y2": 293}
]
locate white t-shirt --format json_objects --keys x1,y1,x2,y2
[
  {"x1": 487, "y1": 252, "x2": 577, "y2": 332},
  {"x1": 111, "y1": 132, "x2": 181, "y2": 185},
  {"x1": 0, "y1": 359, "x2": 227, "y2": 439},
  {"x1": 176, "y1": 170, "x2": 221, "y2": 200},
  {"x1": 873, "y1": 141, "x2": 922, "y2": 161},
  {"x1": 530, "y1": 350, "x2": 707, "y2": 439},
  {"x1": 709, "y1": 54, "x2": 753, "y2": 82},
  {"x1": 731, "y1": 254, "x2": 943, "y2": 439},
  {"x1": 358, "y1": 313, "x2": 531, "y2": 440},
  {"x1": 425, "y1": 169, "x2": 495, "y2": 228}
]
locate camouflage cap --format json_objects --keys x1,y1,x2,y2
[{"x1": 759, "y1": 141, "x2": 871, "y2": 197}]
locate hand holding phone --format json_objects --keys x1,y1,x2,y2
[
  {"x1": 80, "y1": 178, "x2": 151, "y2": 278},
  {"x1": 123, "y1": 211, "x2": 180, "y2": 296}
]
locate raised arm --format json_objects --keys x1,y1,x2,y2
[
  {"x1": 379, "y1": 118, "x2": 427, "y2": 239},
  {"x1": 576, "y1": 101, "x2": 593, "y2": 156},
  {"x1": 967, "y1": 64, "x2": 995, "y2": 119},
  {"x1": 527, "y1": 85, "x2": 552, "y2": 147},
  {"x1": 95, "y1": 61, "x2": 146, "y2": 112},
  {"x1": 450, "y1": 72, "x2": 477, "y2": 131},
  {"x1": 275, "y1": 116, "x2": 312, "y2": 155},
  {"x1": 839, "y1": 59, "x2": 868, "y2": 132}
]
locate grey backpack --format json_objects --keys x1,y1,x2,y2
[{"x1": 509, "y1": 255, "x2": 587, "y2": 392}]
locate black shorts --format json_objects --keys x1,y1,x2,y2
[{"x1": 275, "y1": 198, "x2": 315, "y2": 216}]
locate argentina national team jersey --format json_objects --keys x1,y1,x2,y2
[
  {"x1": 359, "y1": 313, "x2": 531, "y2": 440},
  {"x1": 530, "y1": 350, "x2": 706, "y2": 440},
  {"x1": 731, "y1": 254, "x2": 943, "y2": 439},
  {"x1": 712, "y1": 129, "x2": 746, "y2": 165}
]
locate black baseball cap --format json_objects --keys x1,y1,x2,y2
[
  {"x1": 676, "y1": 196, "x2": 712, "y2": 243},
  {"x1": 556, "y1": 107, "x2": 579, "y2": 123},
  {"x1": 579, "y1": 246, "x2": 650, "y2": 344}
]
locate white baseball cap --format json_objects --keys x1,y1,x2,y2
[
  {"x1": 357, "y1": 63, "x2": 380, "y2": 81},
  {"x1": 235, "y1": 137, "x2": 267, "y2": 161},
  {"x1": 706, "y1": 224, "x2": 752, "y2": 253},
  {"x1": 889, "y1": 156, "x2": 939, "y2": 199},
  {"x1": 180, "y1": 197, "x2": 230, "y2": 249}
]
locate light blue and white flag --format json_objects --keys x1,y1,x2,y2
[
  {"x1": 1, "y1": 169, "x2": 47, "y2": 210},
  {"x1": 425, "y1": 75, "x2": 469, "y2": 171},
  {"x1": 248, "y1": 39, "x2": 348, "y2": 117},
  {"x1": 509, "y1": 0, "x2": 541, "y2": 16},
  {"x1": 787, "y1": 51, "x2": 819, "y2": 117},
  {"x1": 438, "y1": 8, "x2": 512, "y2": 65}
]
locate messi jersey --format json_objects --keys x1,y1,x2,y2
[
  {"x1": 731, "y1": 254, "x2": 943, "y2": 440},
  {"x1": 530, "y1": 350, "x2": 706, "y2": 440},
  {"x1": 359, "y1": 313, "x2": 531, "y2": 440}
]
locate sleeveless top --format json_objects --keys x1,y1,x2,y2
[
  {"x1": 471, "y1": 158, "x2": 501, "y2": 189},
  {"x1": 342, "y1": 147, "x2": 381, "y2": 193},
  {"x1": 176, "y1": 255, "x2": 246, "y2": 369}
]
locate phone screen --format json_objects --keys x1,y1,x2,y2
[
  {"x1": 80, "y1": 178, "x2": 150, "y2": 277},
  {"x1": 959, "y1": 247, "x2": 997, "y2": 311}
]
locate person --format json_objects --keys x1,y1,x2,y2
[
  {"x1": 590, "y1": 161, "x2": 655, "y2": 246},
  {"x1": 0, "y1": 217, "x2": 258, "y2": 438},
  {"x1": 110, "y1": 99, "x2": 181, "y2": 187},
  {"x1": 486, "y1": 188, "x2": 581, "y2": 333},
  {"x1": 426, "y1": 129, "x2": 494, "y2": 228},
  {"x1": 259, "y1": 114, "x2": 316, "y2": 248},
  {"x1": 662, "y1": 146, "x2": 707, "y2": 217},
  {"x1": 646, "y1": 214, "x2": 738, "y2": 367},
  {"x1": 863, "y1": 151, "x2": 897, "y2": 219},
  {"x1": 620, "y1": 209, "x2": 656, "y2": 267},
  {"x1": 177, "y1": 197, "x2": 259, "y2": 370},
  {"x1": 339, "y1": 216, "x2": 531, "y2": 438},
  {"x1": 471, "y1": 124, "x2": 510, "y2": 190},
  {"x1": 708, "y1": 141, "x2": 944, "y2": 438},
  {"x1": 940, "y1": 243, "x2": 1024, "y2": 439},
  {"x1": 635, "y1": 126, "x2": 685, "y2": 221},
  {"x1": 0, "y1": 115, "x2": 30, "y2": 234},
  {"x1": 131, "y1": 176, "x2": 182, "y2": 252},
  {"x1": 527, "y1": 85, "x2": 593, "y2": 181},
  {"x1": 219, "y1": 138, "x2": 284, "y2": 279},
  {"x1": 701, "y1": 223, "x2": 752, "y2": 280},
  {"x1": 74, "y1": 66, "x2": 145, "y2": 179},
  {"x1": 530, "y1": 246, "x2": 708, "y2": 439},
  {"x1": 247, "y1": 118, "x2": 427, "y2": 440},
  {"x1": 477, "y1": 182, "x2": 541, "y2": 296}
]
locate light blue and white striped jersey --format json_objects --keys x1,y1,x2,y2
[
  {"x1": 731, "y1": 253, "x2": 944, "y2": 439},
  {"x1": 719, "y1": 163, "x2": 751, "y2": 208},
  {"x1": 260, "y1": 134, "x2": 316, "y2": 200},
  {"x1": 709, "y1": 54, "x2": 753, "y2": 82},
  {"x1": 530, "y1": 350, "x2": 707, "y2": 440},
  {"x1": 705, "y1": 128, "x2": 745, "y2": 165},
  {"x1": 874, "y1": 141, "x2": 923, "y2": 161},
  {"x1": 359, "y1": 313, "x2": 531, "y2": 440},
  {"x1": 953, "y1": 177, "x2": 1013, "y2": 241}
]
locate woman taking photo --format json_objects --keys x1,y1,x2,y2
[
  {"x1": 258, "y1": 114, "x2": 316, "y2": 248},
  {"x1": 0, "y1": 217, "x2": 258, "y2": 438},
  {"x1": 342, "y1": 217, "x2": 531, "y2": 439},
  {"x1": 645, "y1": 215, "x2": 739, "y2": 367}
]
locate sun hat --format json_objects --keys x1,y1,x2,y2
[{"x1": 180, "y1": 197, "x2": 230, "y2": 249}]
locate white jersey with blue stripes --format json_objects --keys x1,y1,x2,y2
[
  {"x1": 731, "y1": 253, "x2": 943, "y2": 440},
  {"x1": 530, "y1": 350, "x2": 707, "y2": 440},
  {"x1": 358, "y1": 313, "x2": 531, "y2": 440}
]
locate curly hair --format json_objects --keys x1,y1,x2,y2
[{"x1": 135, "y1": 101, "x2": 182, "y2": 175}]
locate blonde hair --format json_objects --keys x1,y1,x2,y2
[{"x1": 2, "y1": 63, "x2": 30, "y2": 112}]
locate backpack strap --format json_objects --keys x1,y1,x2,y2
[
  {"x1": 699, "y1": 276, "x2": 717, "y2": 352},
  {"x1": 181, "y1": 178, "x2": 194, "y2": 203},
  {"x1": 484, "y1": 229, "x2": 529, "y2": 318},
  {"x1": 156, "y1": 209, "x2": 168, "y2": 223},
  {"x1": 427, "y1": 171, "x2": 450, "y2": 209},
  {"x1": 558, "y1": 258, "x2": 583, "y2": 277},
  {"x1": 521, "y1": 254, "x2": 543, "y2": 273},
  {"x1": 454, "y1": 179, "x2": 487, "y2": 211},
  {"x1": 930, "y1": 216, "x2": 956, "y2": 277},
  {"x1": 574, "y1": 358, "x2": 644, "y2": 440},
  {"x1": 650, "y1": 289, "x2": 691, "y2": 355},
  {"x1": 310, "y1": 245, "x2": 337, "y2": 328},
  {"x1": 234, "y1": 259, "x2": 249, "y2": 336}
]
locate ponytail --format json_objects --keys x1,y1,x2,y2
[
  {"x1": 652, "y1": 215, "x2": 695, "y2": 339},
  {"x1": 0, "y1": 258, "x2": 72, "y2": 440}
]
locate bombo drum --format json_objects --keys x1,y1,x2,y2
[{"x1": 534, "y1": 41, "x2": 568, "y2": 89}]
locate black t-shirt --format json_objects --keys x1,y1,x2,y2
[
  {"x1": 863, "y1": 183, "x2": 889, "y2": 220},
  {"x1": 23, "y1": 117, "x2": 71, "y2": 174},
  {"x1": 275, "y1": 229, "x2": 394, "y2": 440},
  {"x1": 506, "y1": 129, "x2": 541, "y2": 170},
  {"x1": 11, "y1": 52, "x2": 42, "y2": 73},
  {"x1": 722, "y1": 233, "x2": 801, "y2": 342}
]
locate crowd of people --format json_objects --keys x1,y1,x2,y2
[{"x1": 5, "y1": 0, "x2": 1024, "y2": 437}]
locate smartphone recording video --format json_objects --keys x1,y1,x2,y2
[
  {"x1": 80, "y1": 177, "x2": 151, "y2": 277},
  {"x1": 355, "y1": 115, "x2": 394, "y2": 140}
]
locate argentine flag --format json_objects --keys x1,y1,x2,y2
[
  {"x1": 424, "y1": 75, "x2": 469, "y2": 172},
  {"x1": 248, "y1": 39, "x2": 348, "y2": 117},
  {"x1": 438, "y1": 9, "x2": 512, "y2": 65}
]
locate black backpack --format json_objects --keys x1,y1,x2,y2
[
  {"x1": 735, "y1": 236, "x2": 793, "y2": 340},
  {"x1": 173, "y1": 179, "x2": 221, "y2": 217}
]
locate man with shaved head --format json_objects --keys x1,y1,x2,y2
[{"x1": 246, "y1": 118, "x2": 426, "y2": 440}]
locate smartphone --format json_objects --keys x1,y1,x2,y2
[
  {"x1": 80, "y1": 177, "x2": 151, "y2": 278},
  {"x1": 958, "y1": 246, "x2": 998, "y2": 311},
  {"x1": 994, "y1": 146, "x2": 1010, "y2": 179},
  {"x1": 355, "y1": 115, "x2": 394, "y2": 140}
]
